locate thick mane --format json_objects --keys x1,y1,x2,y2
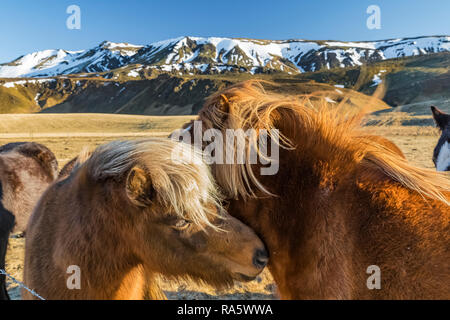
[
  {"x1": 199, "y1": 80, "x2": 450, "y2": 205},
  {"x1": 81, "y1": 139, "x2": 223, "y2": 230}
]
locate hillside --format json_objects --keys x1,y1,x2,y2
[
  {"x1": 296, "y1": 51, "x2": 450, "y2": 114},
  {"x1": 0, "y1": 74, "x2": 390, "y2": 115}
]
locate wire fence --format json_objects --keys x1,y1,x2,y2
[{"x1": 0, "y1": 268, "x2": 45, "y2": 300}]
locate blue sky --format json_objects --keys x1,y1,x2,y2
[{"x1": 0, "y1": 0, "x2": 449, "y2": 62}]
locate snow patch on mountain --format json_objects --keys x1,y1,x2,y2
[
  {"x1": 2, "y1": 78, "x2": 56, "y2": 87},
  {"x1": 370, "y1": 70, "x2": 387, "y2": 87}
]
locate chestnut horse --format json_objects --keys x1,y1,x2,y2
[
  {"x1": 24, "y1": 138, "x2": 268, "y2": 300},
  {"x1": 431, "y1": 106, "x2": 450, "y2": 171},
  {"x1": 0, "y1": 142, "x2": 58, "y2": 300},
  {"x1": 179, "y1": 80, "x2": 450, "y2": 299}
]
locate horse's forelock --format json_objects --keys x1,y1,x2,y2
[{"x1": 82, "y1": 139, "x2": 223, "y2": 230}]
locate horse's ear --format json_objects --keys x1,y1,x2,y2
[
  {"x1": 431, "y1": 106, "x2": 450, "y2": 130},
  {"x1": 217, "y1": 94, "x2": 230, "y2": 114},
  {"x1": 17, "y1": 142, "x2": 58, "y2": 178},
  {"x1": 35, "y1": 148, "x2": 58, "y2": 172},
  {"x1": 126, "y1": 166, "x2": 155, "y2": 207},
  {"x1": 18, "y1": 143, "x2": 56, "y2": 165}
]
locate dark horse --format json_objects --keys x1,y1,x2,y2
[
  {"x1": 431, "y1": 106, "x2": 450, "y2": 171},
  {"x1": 0, "y1": 142, "x2": 58, "y2": 300},
  {"x1": 0, "y1": 198, "x2": 15, "y2": 300},
  {"x1": 178, "y1": 81, "x2": 450, "y2": 299}
]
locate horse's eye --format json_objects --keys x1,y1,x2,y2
[{"x1": 173, "y1": 219, "x2": 191, "y2": 230}]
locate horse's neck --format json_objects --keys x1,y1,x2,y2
[
  {"x1": 57, "y1": 181, "x2": 146, "y2": 299},
  {"x1": 258, "y1": 149, "x2": 448, "y2": 299},
  {"x1": 254, "y1": 150, "x2": 368, "y2": 298}
]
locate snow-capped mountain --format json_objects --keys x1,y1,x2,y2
[
  {"x1": 0, "y1": 41, "x2": 142, "y2": 78},
  {"x1": 1, "y1": 36, "x2": 449, "y2": 78}
]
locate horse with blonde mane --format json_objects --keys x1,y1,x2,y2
[
  {"x1": 24, "y1": 138, "x2": 268, "y2": 300},
  {"x1": 178, "y1": 80, "x2": 450, "y2": 299}
]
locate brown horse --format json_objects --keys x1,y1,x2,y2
[
  {"x1": 24, "y1": 138, "x2": 268, "y2": 300},
  {"x1": 179, "y1": 80, "x2": 450, "y2": 299},
  {"x1": 0, "y1": 142, "x2": 57, "y2": 300}
]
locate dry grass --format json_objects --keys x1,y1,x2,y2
[
  {"x1": 0, "y1": 113, "x2": 195, "y2": 135},
  {"x1": 0, "y1": 113, "x2": 195, "y2": 165},
  {"x1": 3, "y1": 113, "x2": 445, "y2": 300}
]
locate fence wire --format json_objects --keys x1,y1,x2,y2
[{"x1": 0, "y1": 268, "x2": 45, "y2": 300}]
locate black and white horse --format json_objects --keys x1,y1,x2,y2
[{"x1": 431, "y1": 106, "x2": 450, "y2": 171}]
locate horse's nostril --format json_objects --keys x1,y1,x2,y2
[{"x1": 253, "y1": 248, "x2": 269, "y2": 269}]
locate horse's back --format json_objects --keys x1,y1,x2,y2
[
  {"x1": 354, "y1": 170, "x2": 449, "y2": 299},
  {"x1": 362, "y1": 135, "x2": 406, "y2": 159}
]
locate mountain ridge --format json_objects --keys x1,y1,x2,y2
[{"x1": 1, "y1": 35, "x2": 449, "y2": 78}]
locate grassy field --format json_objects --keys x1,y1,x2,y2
[
  {"x1": 2, "y1": 112, "x2": 445, "y2": 300},
  {"x1": 0, "y1": 114, "x2": 195, "y2": 164}
]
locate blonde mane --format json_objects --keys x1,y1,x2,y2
[
  {"x1": 80, "y1": 138, "x2": 223, "y2": 230},
  {"x1": 199, "y1": 80, "x2": 450, "y2": 205}
]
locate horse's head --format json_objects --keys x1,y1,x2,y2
[
  {"x1": 171, "y1": 80, "x2": 286, "y2": 200},
  {"x1": 0, "y1": 142, "x2": 58, "y2": 181},
  {"x1": 431, "y1": 106, "x2": 450, "y2": 171},
  {"x1": 76, "y1": 139, "x2": 268, "y2": 287},
  {"x1": 0, "y1": 142, "x2": 58, "y2": 232}
]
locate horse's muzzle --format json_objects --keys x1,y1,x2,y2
[{"x1": 253, "y1": 248, "x2": 269, "y2": 269}]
